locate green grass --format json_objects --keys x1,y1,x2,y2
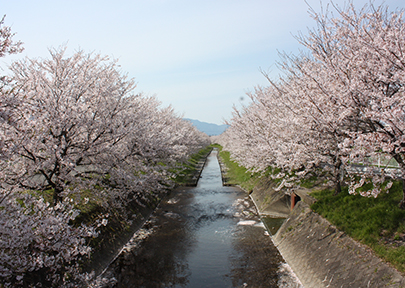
[
  {"x1": 170, "y1": 144, "x2": 214, "y2": 185},
  {"x1": 216, "y1": 145, "x2": 324, "y2": 192},
  {"x1": 216, "y1": 145, "x2": 405, "y2": 272},
  {"x1": 217, "y1": 147, "x2": 262, "y2": 191},
  {"x1": 311, "y1": 182, "x2": 405, "y2": 272},
  {"x1": 299, "y1": 172, "x2": 324, "y2": 189}
]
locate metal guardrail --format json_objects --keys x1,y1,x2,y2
[{"x1": 346, "y1": 164, "x2": 402, "y2": 178}]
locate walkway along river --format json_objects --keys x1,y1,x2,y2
[{"x1": 100, "y1": 149, "x2": 303, "y2": 287}]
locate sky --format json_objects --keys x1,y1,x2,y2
[{"x1": 1, "y1": 0, "x2": 404, "y2": 125}]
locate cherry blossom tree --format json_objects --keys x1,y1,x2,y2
[
  {"x1": 0, "y1": 14, "x2": 23, "y2": 169},
  {"x1": 268, "y1": 54, "x2": 351, "y2": 194},
  {"x1": 220, "y1": 78, "x2": 345, "y2": 193},
  {"x1": 0, "y1": 42, "x2": 210, "y2": 286},
  {"x1": 220, "y1": 88, "x2": 286, "y2": 173},
  {"x1": 5, "y1": 47, "x2": 210, "y2": 206},
  {"x1": 6, "y1": 47, "x2": 141, "y2": 204},
  {"x1": 0, "y1": 21, "x2": 100, "y2": 288},
  {"x1": 0, "y1": 15, "x2": 23, "y2": 59},
  {"x1": 220, "y1": 2, "x2": 405, "y2": 204},
  {"x1": 99, "y1": 94, "x2": 210, "y2": 208},
  {"x1": 291, "y1": 2, "x2": 405, "y2": 203},
  {"x1": 0, "y1": 194, "x2": 100, "y2": 287}
]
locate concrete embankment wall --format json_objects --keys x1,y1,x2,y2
[
  {"x1": 248, "y1": 177, "x2": 405, "y2": 288},
  {"x1": 273, "y1": 201, "x2": 405, "y2": 288},
  {"x1": 249, "y1": 177, "x2": 291, "y2": 218}
]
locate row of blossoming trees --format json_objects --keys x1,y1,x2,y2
[
  {"x1": 217, "y1": 2, "x2": 405, "y2": 206},
  {"x1": 0, "y1": 17, "x2": 210, "y2": 287}
]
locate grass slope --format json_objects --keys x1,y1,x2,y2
[
  {"x1": 171, "y1": 145, "x2": 213, "y2": 186},
  {"x1": 311, "y1": 184, "x2": 405, "y2": 273},
  {"x1": 216, "y1": 145, "x2": 405, "y2": 273},
  {"x1": 217, "y1": 147, "x2": 261, "y2": 191}
]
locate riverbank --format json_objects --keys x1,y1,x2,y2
[
  {"x1": 247, "y1": 174, "x2": 405, "y2": 287},
  {"x1": 91, "y1": 148, "x2": 304, "y2": 287},
  {"x1": 274, "y1": 200, "x2": 405, "y2": 288},
  {"x1": 216, "y1": 148, "x2": 405, "y2": 287},
  {"x1": 86, "y1": 146, "x2": 213, "y2": 280}
]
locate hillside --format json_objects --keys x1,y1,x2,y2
[{"x1": 184, "y1": 118, "x2": 229, "y2": 136}]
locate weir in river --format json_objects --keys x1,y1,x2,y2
[{"x1": 102, "y1": 149, "x2": 303, "y2": 287}]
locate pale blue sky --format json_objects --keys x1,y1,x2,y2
[{"x1": 1, "y1": 0, "x2": 404, "y2": 124}]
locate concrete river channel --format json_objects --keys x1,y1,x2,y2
[{"x1": 103, "y1": 149, "x2": 303, "y2": 287}]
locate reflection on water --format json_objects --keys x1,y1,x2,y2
[
  {"x1": 104, "y1": 150, "x2": 303, "y2": 288},
  {"x1": 261, "y1": 216, "x2": 286, "y2": 236}
]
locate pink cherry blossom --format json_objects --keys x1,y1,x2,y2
[{"x1": 219, "y1": 2, "x2": 405, "y2": 205}]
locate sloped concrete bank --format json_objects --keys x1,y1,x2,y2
[
  {"x1": 249, "y1": 177, "x2": 292, "y2": 218},
  {"x1": 245, "y1": 176, "x2": 405, "y2": 288},
  {"x1": 216, "y1": 151, "x2": 405, "y2": 287},
  {"x1": 274, "y1": 201, "x2": 405, "y2": 288}
]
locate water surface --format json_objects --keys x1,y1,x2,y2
[{"x1": 106, "y1": 150, "x2": 302, "y2": 287}]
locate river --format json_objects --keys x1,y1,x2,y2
[{"x1": 101, "y1": 149, "x2": 303, "y2": 287}]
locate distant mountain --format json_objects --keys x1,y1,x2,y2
[{"x1": 184, "y1": 118, "x2": 229, "y2": 136}]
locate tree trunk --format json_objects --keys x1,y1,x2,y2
[
  {"x1": 334, "y1": 180, "x2": 342, "y2": 196},
  {"x1": 399, "y1": 179, "x2": 405, "y2": 210},
  {"x1": 391, "y1": 154, "x2": 405, "y2": 209},
  {"x1": 53, "y1": 186, "x2": 63, "y2": 206},
  {"x1": 333, "y1": 157, "x2": 343, "y2": 196}
]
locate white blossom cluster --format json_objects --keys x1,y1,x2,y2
[{"x1": 0, "y1": 194, "x2": 98, "y2": 287}]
